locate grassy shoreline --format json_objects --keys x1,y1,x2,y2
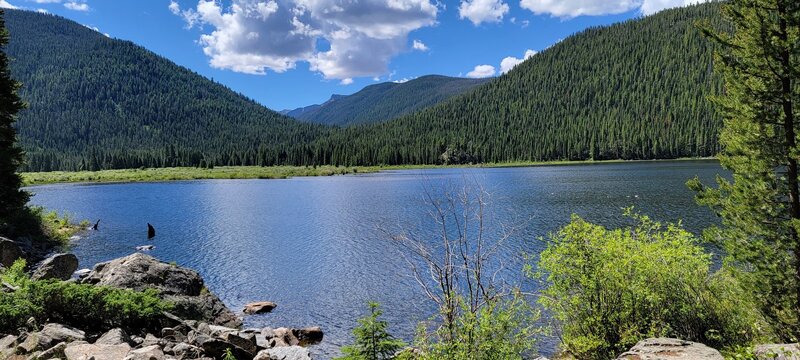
[{"x1": 20, "y1": 158, "x2": 717, "y2": 186}]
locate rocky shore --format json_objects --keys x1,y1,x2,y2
[
  {"x1": 4, "y1": 237, "x2": 800, "y2": 360},
  {"x1": 0, "y1": 241, "x2": 323, "y2": 360}
]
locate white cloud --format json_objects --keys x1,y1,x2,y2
[
  {"x1": 0, "y1": 0, "x2": 16, "y2": 8},
  {"x1": 458, "y1": 0, "x2": 508, "y2": 25},
  {"x1": 466, "y1": 64, "x2": 496, "y2": 78},
  {"x1": 519, "y1": 0, "x2": 708, "y2": 18},
  {"x1": 173, "y1": 0, "x2": 438, "y2": 81},
  {"x1": 412, "y1": 39, "x2": 428, "y2": 51},
  {"x1": 500, "y1": 49, "x2": 536, "y2": 73},
  {"x1": 640, "y1": 0, "x2": 706, "y2": 15},
  {"x1": 64, "y1": 1, "x2": 89, "y2": 11},
  {"x1": 340, "y1": 78, "x2": 353, "y2": 85},
  {"x1": 36, "y1": 7, "x2": 47, "y2": 12}
]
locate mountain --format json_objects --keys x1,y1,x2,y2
[
  {"x1": 4, "y1": 9, "x2": 327, "y2": 172},
  {"x1": 297, "y1": 2, "x2": 724, "y2": 165},
  {"x1": 6, "y1": 3, "x2": 723, "y2": 171},
  {"x1": 282, "y1": 76, "x2": 490, "y2": 126}
]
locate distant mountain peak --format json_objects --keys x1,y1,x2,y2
[{"x1": 282, "y1": 75, "x2": 489, "y2": 126}]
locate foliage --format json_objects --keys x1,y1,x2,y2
[
  {"x1": 0, "y1": 8, "x2": 28, "y2": 226},
  {"x1": 336, "y1": 302, "x2": 406, "y2": 360},
  {"x1": 287, "y1": 75, "x2": 489, "y2": 126},
  {"x1": 537, "y1": 212, "x2": 772, "y2": 360},
  {"x1": 6, "y1": 4, "x2": 722, "y2": 171},
  {"x1": 410, "y1": 293, "x2": 541, "y2": 360},
  {"x1": 0, "y1": 258, "x2": 172, "y2": 334},
  {"x1": 222, "y1": 348, "x2": 237, "y2": 360},
  {"x1": 687, "y1": 0, "x2": 800, "y2": 341},
  {"x1": 21, "y1": 165, "x2": 372, "y2": 185}
]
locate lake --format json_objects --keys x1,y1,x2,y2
[{"x1": 27, "y1": 160, "x2": 724, "y2": 358}]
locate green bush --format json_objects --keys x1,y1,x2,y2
[
  {"x1": 0, "y1": 259, "x2": 172, "y2": 334},
  {"x1": 411, "y1": 294, "x2": 541, "y2": 360},
  {"x1": 537, "y1": 211, "x2": 772, "y2": 359},
  {"x1": 336, "y1": 302, "x2": 406, "y2": 360}
]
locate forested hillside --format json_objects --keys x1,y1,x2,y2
[
  {"x1": 283, "y1": 76, "x2": 489, "y2": 126},
  {"x1": 5, "y1": 10, "x2": 328, "y2": 171},
  {"x1": 8, "y1": 3, "x2": 722, "y2": 171},
  {"x1": 303, "y1": 3, "x2": 724, "y2": 165}
]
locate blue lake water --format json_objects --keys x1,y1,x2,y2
[{"x1": 27, "y1": 160, "x2": 724, "y2": 358}]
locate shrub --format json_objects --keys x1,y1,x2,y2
[
  {"x1": 537, "y1": 211, "x2": 772, "y2": 359},
  {"x1": 336, "y1": 302, "x2": 406, "y2": 360},
  {"x1": 411, "y1": 293, "x2": 542, "y2": 360},
  {"x1": 0, "y1": 259, "x2": 172, "y2": 334}
]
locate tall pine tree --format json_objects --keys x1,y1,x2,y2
[
  {"x1": 689, "y1": 0, "x2": 800, "y2": 340},
  {"x1": 0, "y1": 8, "x2": 28, "y2": 226}
]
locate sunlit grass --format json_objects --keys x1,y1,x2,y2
[{"x1": 20, "y1": 158, "x2": 715, "y2": 186}]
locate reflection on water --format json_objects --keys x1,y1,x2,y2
[{"x1": 27, "y1": 160, "x2": 723, "y2": 358}]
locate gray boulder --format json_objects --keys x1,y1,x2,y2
[
  {"x1": 244, "y1": 301, "x2": 277, "y2": 315},
  {"x1": 95, "y1": 328, "x2": 131, "y2": 346},
  {"x1": 0, "y1": 238, "x2": 22, "y2": 268},
  {"x1": 32, "y1": 253, "x2": 79, "y2": 281},
  {"x1": 17, "y1": 323, "x2": 86, "y2": 354},
  {"x1": 254, "y1": 346, "x2": 312, "y2": 360},
  {"x1": 166, "y1": 342, "x2": 203, "y2": 359},
  {"x1": 754, "y1": 344, "x2": 800, "y2": 360},
  {"x1": 38, "y1": 341, "x2": 67, "y2": 359},
  {"x1": 267, "y1": 327, "x2": 324, "y2": 347},
  {"x1": 64, "y1": 342, "x2": 132, "y2": 360},
  {"x1": 81, "y1": 253, "x2": 241, "y2": 327},
  {"x1": 123, "y1": 344, "x2": 165, "y2": 360},
  {"x1": 617, "y1": 338, "x2": 723, "y2": 360}
]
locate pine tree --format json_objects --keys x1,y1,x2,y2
[
  {"x1": 0, "y1": 8, "x2": 28, "y2": 225},
  {"x1": 688, "y1": 0, "x2": 800, "y2": 340},
  {"x1": 336, "y1": 302, "x2": 406, "y2": 360}
]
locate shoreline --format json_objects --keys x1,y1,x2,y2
[{"x1": 20, "y1": 157, "x2": 718, "y2": 186}]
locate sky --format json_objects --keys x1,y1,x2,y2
[{"x1": 1, "y1": 0, "x2": 707, "y2": 110}]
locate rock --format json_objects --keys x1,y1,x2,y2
[
  {"x1": 40, "y1": 323, "x2": 85, "y2": 345},
  {"x1": 225, "y1": 332, "x2": 258, "y2": 356},
  {"x1": 267, "y1": 327, "x2": 324, "y2": 347},
  {"x1": 15, "y1": 334, "x2": 41, "y2": 354},
  {"x1": 95, "y1": 328, "x2": 130, "y2": 346},
  {"x1": 81, "y1": 253, "x2": 241, "y2": 327},
  {"x1": 754, "y1": 344, "x2": 800, "y2": 360},
  {"x1": 617, "y1": 338, "x2": 723, "y2": 360},
  {"x1": 31, "y1": 253, "x2": 79, "y2": 281},
  {"x1": 73, "y1": 268, "x2": 91, "y2": 278},
  {"x1": 161, "y1": 327, "x2": 187, "y2": 343},
  {"x1": 123, "y1": 345, "x2": 165, "y2": 360},
  {"x1": 17, "y1": 324, "x2": 85, "y2": 354},
  {"x1": 0, "y1": 335, "x2": 17, "y2": 359},
  {"x1": 136, "y1": 245, "x2": 155, "y2": 251},
  {"x1": 0, "y1": 335, "x2": 17, "y2": 349},
  {"x1": 244, "y1": 301, "x2": 277, "y2": 315},
  {"x1": 208, "y1": 325, "x2": 238, "y2": 337},
  {"x1": 269, "y1": 328, "x2": 296, "y2": 347},
  {"x1": 0, "y1": 238, "x2": 22, "y2": 268},
  {"x1": 141, "y1": 333, "x2": 164, "y2": 348},
  {"x1": 64, "y1": 342, "x2": 131, "y2": 360},
  {"x1": 197, "y1": 337, "x2": 254, "y2": 359},
  {"x1": 166, "y1": 342, "x2": 203, "y2": 359},
  {"x1": 292, "y1": 327, "x2": 323, "y2": 346},
  {"x1": 254, "y1": 346, "x2": 312, "y2": 360},
  {"x1": 38, "y1": 341, "x2": 66, "y2": 359}
]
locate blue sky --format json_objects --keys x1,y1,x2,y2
[{"x1": 3, "y1": 0, "x2": 704, "y2": 110}]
